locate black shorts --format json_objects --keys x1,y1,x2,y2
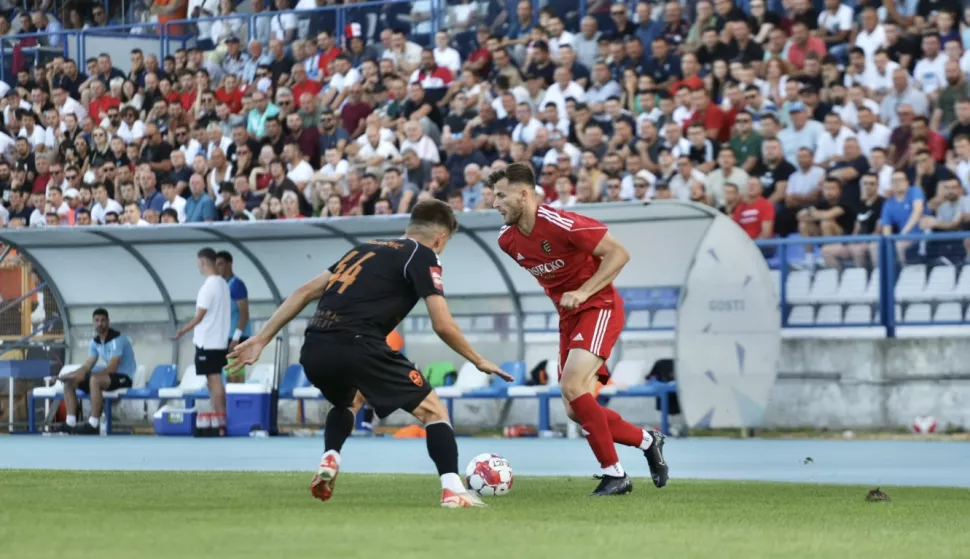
[
  {"x1": 195, "y1": 346, "x2": 228, "y2": 376},
  {"x1": 300, "y1": 332, "x2": 431, "y2": 419},
  {"x1": 78, "y1": 372, "x2": 132, "y2": 393}
]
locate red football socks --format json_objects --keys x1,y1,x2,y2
[
  {"x1": 569, "y1": 393, "x2": 620, "y2": 468},
  {"x1": 602, "y1": 407, "x2": 645, "y2": 448}
]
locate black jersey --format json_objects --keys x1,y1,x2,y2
[{"x1": 308, "y1": 238, "x2": 444, "y2": 340}]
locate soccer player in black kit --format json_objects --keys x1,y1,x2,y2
[{"x1": 228, "y1": 200, "x2": 511, "y2": 508}]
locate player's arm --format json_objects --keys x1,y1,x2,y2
[
  {"x1": 92, "y1": 339, "x2": 124, "y2": 375},
  {"x1": 173, "y1": 307, "x2": 207, "y2": 339},
  {"x1": 561, "y1": 232, "x2": 630, "y2": 309},
  {"x1": 248, "y1": 270, "x2": 333, "y2": 347}
]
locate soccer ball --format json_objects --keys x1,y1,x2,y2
[
  {"x1": 912, "y1": 415, "x2": 938, "y2": 434},
  {"x1": 465, "y1": 453, "x2": 513, "y2": 496}
]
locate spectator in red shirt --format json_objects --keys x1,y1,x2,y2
[
  {"x1": 734, "y1": 177, "x2": 776, "y2": 240},
  {"x1": 911, "y1": 115, "x2": 947, "y2": 163},
  {"x1": 290, "y1": 63, "x2": 321, "y2": 109},
  {"x1": 688, "y1": 88, "x2": 729, "y2": 142},
  {"x1": 340, "y1": 83, "x2": 373, "y2": 140},
  {"x1": 315, "y1": 30, "x2": 342, "y2": 79},
  {"x1": 410, "y1": 48, "x2": 454, "y2": 105},
  {"x1": 669, "y1": 53, "x2": 704, "y2": 95},
  {"x1": 215, "y1": 74, "x2": 245, "y2": 114},
  {"x1": 787, "y1": 21, "x2": 827, "y2": 70},
  {"x1": 87, "y1": 80, "x2": 120, "y2": 123},
  {"x1": 465, "y1": 27, "x2": 495, "y2": 79}
]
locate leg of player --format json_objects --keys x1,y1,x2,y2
[
  {"x1": 559, "y1": 348, "x2": 632, "y2": 496},
  {"x1": 207, "y1": 375, "x2": 227, "y2": 434},
  {"x1": 74, "y1": 374, "x2": 111, "y2": 435},
  {"x1": 410, "y1": 392, "x2": 486, "y2": 508},
  {"x1": 310, "y1": 405, "x2": 356, "y2": 502},
  {"x1": 58, "y1": 376, "x2": 80, "y2": 434}
]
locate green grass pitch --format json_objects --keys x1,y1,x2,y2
[{"x1": 2, "y1": 471, "x2": 967, "y2": 559}]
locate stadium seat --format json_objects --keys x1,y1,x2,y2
[
  {"x1": 157, "y1": 365, "x2": 207, "y2": 399},
  {"x1": 472, "y1": 315, "x2": 495, "y2": 332},
  {"x1": 438, "y1": 361, "x2": 528, "y2": 423},
  {"x1": 933, "y1": 302, "x2": 963, "y2": 323},
  {"x1": 785, "y1": 270, "x2": 812, "y2": 305},
  {"x1": 836, "y1": 268, "x2": 869, "y2": 304},
  {"x1": 652, "y1": 309, "x2": 676, "y2": 328},
  {"x1": 598, "y1": 360, "x2": 647, "y2": 396},
  {"x1": 27, "y1": 364, "x2": 81, "y2": 432},
  {"x1": 116, "y1": 365, "x2": 178, "y2": 400},
  {"x1": 769, "y1": 269, "x2": 781, "y2": 298},
  {"x1": 625, "y1": 310, "x2": 651, "y2": 329},
  {"x1": 861, "y1": 269, "x2": 881, "y2": 304},
  {"x1": 902, "y1": 303, "x2": 931, "y2": 323},
  {"x1": 894, "y1": 264, "x2": 927, "y2": 302},
  {"x1": 278, "y1": 364, "x2": 309, "y2": 399},
  {"x1": 814, "y1": 304, "x2": 843, "y2": 325},
  {"x1": 914, "y1": 266, "x2": 957, "y2": 302},
  {"x1": 434, "y1": 362, "x2": 489, "y2": 398},
  {"x1": 807, "y1": 269, "x2": 840, "y2": 304},
  {"x1": 245, "y1": 364, "x2": 275, "y2": 389},
  {"x1": 955, "y1": 265, "x2": 970, "y2": 299},
  {"x1": 843, "y1": 304, "x2": 873, "y2": 325},
  {"x1": 787, "y1": 305, "x2": 814, "y2": 325}
]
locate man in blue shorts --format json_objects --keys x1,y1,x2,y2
[{"x1": 56, "y1": 308, "x2": 137, "y2": 435}]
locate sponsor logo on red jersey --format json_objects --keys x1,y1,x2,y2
[
  {"x1": 430, "y1": 266, "x2": 443, "y2": 290},
  {"x1": 527, "y1": 259, "x2": 566, "y2": 277}
]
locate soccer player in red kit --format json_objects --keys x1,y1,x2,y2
[{"x1": 489, "y1": 163, "x2": 669, "y2": 496}]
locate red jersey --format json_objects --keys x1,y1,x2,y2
[
  {"x1": 498, "y1": 205, "x2": 619, "y2": 317},
  {"x1": 733, "y1": 196, "x2": 775, "y2": 239}
]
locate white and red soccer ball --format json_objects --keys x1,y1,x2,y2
[
  {"x1": 465, "y1": 453, "x2": 513, "y2": 496},
  {"x1": 911, "y1": 415, "x2": 938, "y2": 434}
]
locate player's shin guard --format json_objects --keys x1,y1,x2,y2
[
  {"x1": 569, "y1": 393, "x2": 621, "y2": 468},
  {"x1": 602, "y1": 407, "x2": 651, "y2": 448},
  {"x1": 324, "y1": 407, "x2": 356, "y2": 453}
]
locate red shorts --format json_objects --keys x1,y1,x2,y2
[{"x1": 557, "y1": 305, "x2": 624, "y2": 383}]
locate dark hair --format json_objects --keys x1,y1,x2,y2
[
  {"x1": 408, "y1": 199, "x2": 458, "y2": 234},
  {"x1": 160, "y1": 208, "x2": 179, "y2": 221},
  {"x1": 824, "y1": 176, "x2": 843, "y2": 188},
  {"x1": 197, "y1": 247, "x2": 218, "y2": 263},
  {"x1": 76, "y1": 208, "x2": 91, "y2": 217},
  {"x1": 93, "y1": 308, "x2": 109, "y2": 319},
  {"x1": 215, "y1": 250, "x2": 233, "y2": 262}
]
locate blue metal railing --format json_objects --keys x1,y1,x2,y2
[{"x1": 756, "y1": 231, "x2": 970, "y2": 336}]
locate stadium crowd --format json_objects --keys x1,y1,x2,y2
[{"x1": 0, "y1": 0, "x2": 969, "y2": 265}]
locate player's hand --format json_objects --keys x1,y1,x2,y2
[
  {"x1": 227, "y1": 335, "x2": 268, "y2": 374},
  {"x1": 475, "y1": 359, "x2": 514, "y2": 382},
  {"x1": 559, "y1": 290, "x2": 589, "y2": 310}
]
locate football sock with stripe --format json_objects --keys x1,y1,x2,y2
[
  {"x1": 425, "y1": 421, "x2": 464, "y2": 491},
  {"x1": 602, "y1": 407, "x2": 654, "y2": 449},
  {"x1": 324, "y1": 407, "x2": 355, "y2": 453},
  {"x1": 569, "y1": 393, "x2": 622, "y2": 470}
]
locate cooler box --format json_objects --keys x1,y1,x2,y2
[
  {"x1": 226, "y1": 384, "x2": 273, "y2": 437},
  {"x1": 153, "y1": 404, "x2": 198, "y2": 436}
]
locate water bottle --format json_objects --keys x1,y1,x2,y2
[
  {"x1": 99, "y1": 414, "x2": 107, "y2": 436},
  {"x1": 566, "y1": 422, "x2": 580, "y2": 439}
]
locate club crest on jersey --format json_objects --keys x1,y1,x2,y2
[
  {"x1": 541, "y1": 240, "x2": 552, "y2": 254},
  {"x1": 430, "y1": 266, "x2": 443, "y2": 290}
]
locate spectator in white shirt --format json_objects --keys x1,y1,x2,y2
[
  {"x1": 815, "y1": 112, "x2": 856, "y2": 168},
  {"x1": 854, "y1": 6, "x2": 885, "y2": 64},
  {"x1": 546, "y1": 16, "x2": 574, "y2": 62},
  {"x1": 53, "y1": 86, "x2": 87, "y2": 122},
  {"x1": 124, "y1": 201, "x2": 151, "y2": 226},
  {"x1": 269, "y1": 0, "x2": 297, "y2": 42},
  {"x1": 116, "y1": 106, "x2": 145, "y2": 144},
  {"x1": 511, "y1": 103, "x2": 542, "y2": 144},
  {"x1": 952, "y1": 135, "x2": 970, "y2": 193},
  {"x1": 284, "y1": 142, "x2": 314, "y2": 192},
  {"x1": 865, "y1": 50, "x2": 900, "y2": 97},
  {"x1": 319, "y1": 147, "x2": 349, "y2": 192},
  {"x1": 854, "y1": 106, "x2": 891, "y2": 156},
  {"x1": 836, "y1": 85, "x2": 880, "y2": 130},
  {"x1": 542, "y1": 66, "x2": 585, "y2": 123},
  {"x1": 400, "y1": 120, "x2": 440, "y2": 163},
  {"x1": 354, "y1": 125, "x2": 401, "y2": 168},
  {"x1": 18, "y1": 111, "x2": 45, "y2": 151},
  {"x1": 816, "y1": 0, "x2": 854, "y2": 63},
  {"x1": 432, "y1": 31, "x2": 461, "y2": 75},
  {"x1": 91, "y1": 183, "x2": 124, "y2": 225},
  {"x1": 549, "y1": 176, "x2": 577, "y2": 209},
  {"x1": 913, "y1": 34, "x2": 947, "y2": 94},
  {"x1": 542, "y1": 130, "x2": 581, "y2": 168},
  {"x1": 161, "y1": 179, "x2": 187, "y2": 222},
  {"x1": 869, "y1": 147, "x2": 894, "y2": 197}
]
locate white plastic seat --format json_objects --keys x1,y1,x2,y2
[
  {"x1": 807, "y1": 269, "x2": 840, "y2": 304},
  {"x1": 861, "y1": 268, "x2": 881, "y2": 304},
  {"x1": 435, "y1": 362, "x2": 489, "y2": 397},
  {"x1": 157, "y1": 365, "x2": 206, "y2": 398},
  {"x1": 902, "y1": 303, "x2": 931, "y2": 323},
  {"x1": 32, "y1": 364, "x2": 83, "y2": 398},
  {"x1": 788, "y1": 305, "x2": 814, "y2": 325},
  {"x1": 814, "y1": 304, "x2": 843, "y2": 325},
  {"x1": 955, "y1": 265, "x2": 970, "y2": 300},
  {"x1": 245, "y1": 364, "x2": 275, "y2": 389},
  {"x1": 651, "y1": 309, "x2": 676, "y2": 328},
  {"x1": 770, "y1": 269, "x2": 781, "y2": 298},
  {"x1": 523, "y1": 314, "x2": 547, "y2": 331},
  {"x1": 626, "y1": 310, "x2": 651, "y2": 329},
  {"x1": 894, "y1": 264, "x2": 927, "y2": 303},
  {"x1": 599, "y1": 360, "x2": 647, "y2": 395},
  {"x1": 835, "y1": 268, "x2": 868, "y2": 304},
  {"x1": 786, "y1": 270, "x2": 812, "y2": 305},
  {"x1": 933, "y1": 302, "x2": 963, "y2": 322},
  {"x1": 843, "y1": 304, "x2": 873, "y2": 324},
  {"x1": 915, "y1": 266, "x2": 958, "y2": 302},
  {"x1": 292, "y1": 386, "x2": 323, "y2": 399}
]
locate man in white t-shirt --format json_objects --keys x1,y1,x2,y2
[
  {"x1": 285, "y1": 142, "x2": 314, "y2": 190},
  {"x1": 817, "y1": 0, "x2": 853, "y2": 63},
  {"x1": 432, "y1": 31, "x2": 461, "y2": 75},
  {"x1": 161, "y1": 179, "x2": 187, "y2": 222},
  {"x1": 173, "y1": 248, "x2": 231, "y2": 437},
  {"x1": 913, "y1": 34, "x2": 947, "y2": 95},
  {"x1": 269, "y1": 0, "x2": 297, "y2": 42}
]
